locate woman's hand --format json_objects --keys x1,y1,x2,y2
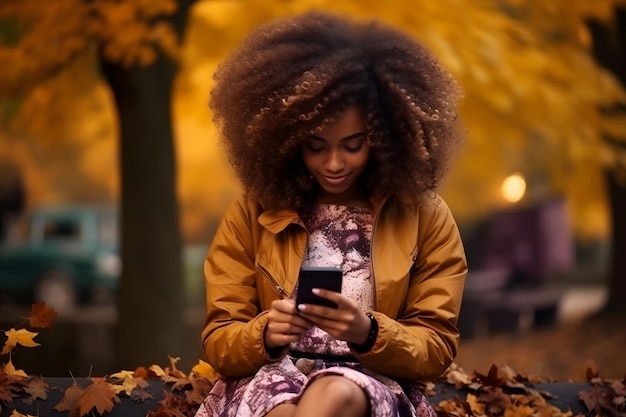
[
  {"x1": 297, "y1": 289, "x2": 371, "y2": 346},
  {"x1": 264, "y1": 298, "x2": 313, "y2": 350}
]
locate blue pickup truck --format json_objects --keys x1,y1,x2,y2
[{"x1": 0, "y1": 205, "x2": 120, "y2": 313}]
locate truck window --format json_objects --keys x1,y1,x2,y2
[{"x1": 42, "y1": 220, "x2": 81, "y2": 242}]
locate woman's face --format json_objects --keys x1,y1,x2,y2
[{"x1": 301, "y1": 106, "x2": 371, "y2": 204}]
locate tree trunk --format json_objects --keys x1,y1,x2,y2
[
  {"x1": 100, "y1": 0, "x2": 196, "y2": 368},
  {"x1": 605, "y1": 169, "x2": 626, "y2": 312},
  {"x1": 588, "y1": 8, "x2": 626, "y2": 314},
  {"x1": 101, "y1": 57, "x2": 187, "y2": 368}
]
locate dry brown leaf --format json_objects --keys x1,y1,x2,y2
[
  {"x1": 22, "y1": 376, "x2": 48, "y2": 404},
  {"x1": 0, "y1": 371, "x2": 17, "y2": 408},
  {"x1": 129, "y1": 385, "x2": 153, "y2": 402},
  {"x1": 147, "y1": 391, "x2": 189, "y2": 417},
  {"x1": 1, "y1": 329, "x2": 40, "y2": 355},
  {"x1": 185, "y1": 377, "x2": 212, "y2": 406},
  {"x1": 78, "y1": 378, "x2": 120, "y2": 416},
  {"x1": 165, "y1": 355, "x2": 186, "y2": 379},
  {"x1": 53, "y1": 382, "x2": 84, "y2": 417},
  {"x1": 28, "y1": 302, "x2": 58, "y2": 329}
]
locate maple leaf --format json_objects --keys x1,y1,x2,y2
[
  {"x1": 473, "y1": 364, "x2": 506, "y2": 387},
  {"x1": 77, "y1": 378, "x2": 120, "y2": 416},
  {"x1": 22, "y1": 376, "x2": 48, "y2": 405},
  {"x1": 53, "y1": 382, "x2": 84, "y2": 417},
  {"x1": 109, "y1": 369, "x2": 148, "y2": 396},
  {"x1": 28, "y1": 302, "x2": 58, "y2": 329},
  {"x1": 2, "y1": 358, "x2": 28, "y2": 377},
  {"x1": 1, "y1": 328, "x2": 40, "y2": 355}
]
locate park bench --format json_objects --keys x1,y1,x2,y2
[{"x1": 0, "y1": 377, "x2": 594, "y2": 417}]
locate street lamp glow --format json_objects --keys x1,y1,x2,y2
[{"x1": 501, "y1": 174, "x2": 526, "y2": 203}]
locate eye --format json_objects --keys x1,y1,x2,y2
[
  {"x1": 303, "y1": 139, "x2": 326, "y2": 153},
  {"x1": 343, "y1": 138, "x2": 365, "y2": 153}
]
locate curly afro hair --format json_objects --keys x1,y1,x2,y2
[{"x1": 210, "y1": 10, "x2": 464, "y2": 211}]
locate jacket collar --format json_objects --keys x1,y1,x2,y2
[
  {"x1": 258, "y1": 209, "x2": 303, "y2": 234},
  {"x1": 257, "y1": 194, "x2": 397, "y2": 234}
]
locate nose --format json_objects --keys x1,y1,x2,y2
[{"x1": 325, "y1": 150, "x2": 344, "y2": 173}]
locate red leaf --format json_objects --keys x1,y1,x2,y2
[{"x1": 28, "y1": 303, "x2": 58, "y2": 329}]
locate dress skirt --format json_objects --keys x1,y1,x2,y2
[{"x1": 193, "y1": 354, "x2": 436, "y2": 417}]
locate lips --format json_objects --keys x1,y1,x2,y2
[{"x1": 322, "y1": 175, "x2": 349, "y2": 185}]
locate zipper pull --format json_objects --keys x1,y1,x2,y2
[{"x1": 276, "y1": 285, "x2": 285, "y2": 298}]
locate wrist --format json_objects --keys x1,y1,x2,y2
[{"x1": 351, "y1": 312, "x2": 378, "y2": 353}]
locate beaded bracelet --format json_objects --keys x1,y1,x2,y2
[{"x1": 352, "y1": 312, "x2": 378, "y2": 353}]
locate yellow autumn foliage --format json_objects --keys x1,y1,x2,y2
[{"x1": 1, "y1": 0, "x2": 625, "y2": 242}]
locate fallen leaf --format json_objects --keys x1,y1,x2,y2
[
  {"x1": 109, "y1": 370, "x2": 148, "y2": 396},
  {"x1": 77, "y1": 378, "x2": 120, "y2": 416},
  {"x1": 473, "y1": 364, "x2": 506, "y2": 387},
  {"x1": 0, "y1": 372, "x2": 16, "y2": 408},
  {"x1": 28, "y1": 303, "x2": 58, "y2": 329},
  {"x1": 191, "y1": 360, "x2": 219, "y2": 384},
  {"x1": 186, "y1": 377, "x2": 213, "y2": 406},
  {"x1": 22, "y1": 376, "x2": 48, "y2": 404},
  {"x1": 53, "y1": 382, "x2": 84, "y2": 417},
  {"x1": 1, "y1": 329, "x2": 40, "y2": 355},
  {"x1": 9, "y1": 410, "x2": 36, "y2": 417},
  {"x1": 130, "y1": 386, "x2": 153, "y2": 402},
  {"x1": 165, "y1": 356, "x2": 186, "y2": 379},
  {"x1": 2, "y1": 358, "x2": 28, "y2": 377},
  {"x1": 148, "y1": 364, "x2": 166, "y2": 378},
  {"x1": 147, "y1": 391, "x2": 188, "y2": 417}
]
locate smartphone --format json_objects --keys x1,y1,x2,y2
[{"x1": 295, "y1": 266, "x2": 343, "y2": 308}]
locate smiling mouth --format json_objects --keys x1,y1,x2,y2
[{"x1": 322, "y1": 175, "x2": 348, "y2": 185}]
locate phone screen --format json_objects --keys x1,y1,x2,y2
[{"x1": 295, "y1": 266, "x2": 343, "y2": 308}]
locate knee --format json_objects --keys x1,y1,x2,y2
[{"x1": 315, "y1": 377, "x2": 365, "y2": 408}]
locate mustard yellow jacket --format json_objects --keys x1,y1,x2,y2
[{"x1": 202, "y1": 193, "x2": 467, "y2": 381}]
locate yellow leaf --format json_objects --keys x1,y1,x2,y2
[
  {"x1": 1, "y1": 328, "x2": 40, "y2": 354},
  {"x1": 109, "y1": 370, "x2": 146, "y2": 395},
  {"x1": 148, "y1": 364, "x2": 166, "y2": 377},
  {"x1": 3, "y1": 357, "x2": 28, "y2": 377},
  {"x1": 109, "y1": 370, "x2": 134, "y2": 379},
  {"x1": 191, "y1": 359, "x2": 219, "y2": 383}
]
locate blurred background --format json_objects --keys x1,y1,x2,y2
[{"x1": 1, "y1": 0, "x2": 625, "y2": 380}]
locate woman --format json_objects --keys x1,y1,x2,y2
[{"x1": 196, "y1": 10, "x2": 467, "y2": 417}]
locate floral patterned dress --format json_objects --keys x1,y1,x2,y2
[{"x1": 194, "y1": 204, "x2": 436, "y2": 417}]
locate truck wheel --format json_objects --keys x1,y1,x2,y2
[{"x1": 35, "y1": 271, "x2": 77, "y2": 314}]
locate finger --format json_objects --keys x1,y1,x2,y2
[
  {"x1": 271, "y1": 298, "x2": 298, "y2": 314},
  {"x1": 311, "y1": 288, "x2": 357, "y2": 309}
]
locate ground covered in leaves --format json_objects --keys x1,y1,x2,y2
[{"x1": 454, "y1": 311, "x2": 626, "y2": 382}]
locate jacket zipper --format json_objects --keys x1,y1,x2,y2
[
  {"x1": 258, "y1": 262, "x2": 289, "y2": 299},
  {"x1": 369, "y1": 194, "x2": 391, "y2": 310}
]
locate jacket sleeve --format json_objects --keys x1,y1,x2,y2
[
  {"x1": 201, "y1": 196, "x2": 279, "y2": 377},
  {"x1": 354, "y1": 197, "x2": 468, "y2": 381}
]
